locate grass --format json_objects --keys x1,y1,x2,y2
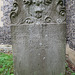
[
  {"x1": 0, "y1": 53, "x2": 75, "y2": 75},
  {"x1": 0, "y1": 53, "x2": 14, "y2": 75}
]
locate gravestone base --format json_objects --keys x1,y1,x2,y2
[{"x1": 11, "y1": 23, "x2": 66, "y2": 75}]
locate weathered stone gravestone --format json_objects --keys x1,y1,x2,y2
[{"x1": 10, "y1": 0, "x2": 66, "y2": 75}]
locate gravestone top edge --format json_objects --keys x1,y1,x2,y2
[{"x1": 10, "y1": 22, "x2": 66, "y2": 26}]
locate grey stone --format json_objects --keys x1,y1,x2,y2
[
  {"x1": 66, "y1": 0, "x2": 75, "y2": 50},
  {"x1": 11, "y1": 24, "x2": 66, "y2": 75},
  {"x1": 10, "y1": 0, "x2": 66, "y2": 75},
  {"x1": 0, "y1": 0, "x2": 13, "y2": 44}
]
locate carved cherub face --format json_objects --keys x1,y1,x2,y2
[{"x1": 23, "y1": 0, "x2": 52, "y2": 19}]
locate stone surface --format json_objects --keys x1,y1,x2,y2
[
  {"x1": 11, "y1": 23, "x2": 66, "y2": 75},
  {"x1": 11, "y1": 0, "x2": 66, "y2": 75}
]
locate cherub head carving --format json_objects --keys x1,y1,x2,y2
[{"x1": 23, "y1": 0, "x2": 52, "y2": 19}]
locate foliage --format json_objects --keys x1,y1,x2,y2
[
  {"x1": 65, "y1": 62, "x2": 75, "y2": 75},
  {"x1": 0, "y1": 53, "x2": 14, "y2": 75}
]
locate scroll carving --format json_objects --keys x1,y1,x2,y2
[
  {"x1": 45, "y1": 17, "x2": 51, "y2": 23},
  {"x1": 10, "y1": 0, "x2": 66, "y2": 24},
  {"x1": 56, "y1": 0, "x2": 66, "y2": 16},
  {"x1": 21, "y1": 18, "x2": 33, "y2": 24},
  {"x1": 10, "y1": 1, "x2": 20, "y2": 19}
]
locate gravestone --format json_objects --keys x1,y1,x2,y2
[{"x1": 10, "y1": 0, "x2": 66, "y2": 75}]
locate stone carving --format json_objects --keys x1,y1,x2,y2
[
  {"x1": 23, "y1": 0, "x2": 52, "y2": 6},
  {"x1": 10, "y1": 1, "x2": 21, "y2": 24},
  {"x1": 23, "y1": 0, "x2": 32, "y2": 5},
  {"x1": 56, "y1": 18, "x2": 63, "y2": 24},
  {"x1": 45, "y1": 17, "x2": 51, "y2": 23},
  {"x1": 56, "y1": 0, "x2": 66, "y2": 16},
  {"x1": 21, "y1": 18, "x2": 33, "y2": 24},
  {"x1": 44, "y1": 0, "x2": 52, "y2": 5},
  {"x1": 10, "y1": 0, "x2": 66, "y2": 24},
  {"x1": 10, "y1": 1, "x2": 19, "y2": 18},
  {"x1": 23, "y1": 0, "x2": 53, "y2": 20}
]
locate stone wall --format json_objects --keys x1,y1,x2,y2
[
  {"x1": 0, "y1": 27, "x2": 4, "y2": 44},
  {"x1": 0, "y1": 0, "x2": 13, "y2": 44},
  {"x1": 66, "y1": 0, "x2": 75, "y2": 50},
  {"x1": 0, "y1": 26, "x2": 11, "y2": 44}
]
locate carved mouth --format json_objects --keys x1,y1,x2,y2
[{"x1": 35, "y1": 13, "x2": 42, "y2": 19}]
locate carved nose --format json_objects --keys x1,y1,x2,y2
[{"x1": 35, "y1": 7, "x2": 43, "y2": 13}]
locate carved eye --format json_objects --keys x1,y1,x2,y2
[
  {"x1": 44, "y1": 0, "x2": 52, "y2": 5},
  {"x1": 23, "y1": 0, "x2": 32, "y2": 5}
]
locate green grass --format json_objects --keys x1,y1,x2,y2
[
  {"x1": 0, "y1": 53, "x2": 75, "y2": 75},
  {"x1": 65, "y1": 62, "x2": 75, "y2": 75},
  {"x1": 0, "y1": 53, "x2": 14, "y2": 75}
]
